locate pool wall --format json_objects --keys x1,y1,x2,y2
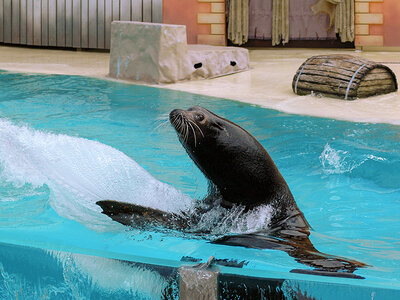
[{"x1": 1, "y1": 242, "x2": 399, "y2": 300}]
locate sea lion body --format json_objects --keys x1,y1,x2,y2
[
  {"x1": 169, "y1": 106, "x2": 307, "y2": 228},
  {"x1": 97, "y1": 106, "x2": 367, "y2": 276}
]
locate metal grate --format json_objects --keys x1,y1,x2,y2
[{"x1": 0, "y1": 0, "x2": 163, "y2": 49}]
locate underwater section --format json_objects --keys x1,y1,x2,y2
[
  {"x1": 1, "y1": 242, "x2": 399, "y2": 300},
  {"x1": 0, "y1": 72, "x2": 399, "y2": 295}
]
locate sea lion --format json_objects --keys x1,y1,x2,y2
[{"x1": 97, "y1": 106, "x2": 367, "y2": 277}]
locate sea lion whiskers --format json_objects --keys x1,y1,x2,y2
[
  {"x1": 187, "y1": 121, "x2": 197, "y2": 146},
  {"x1": 188, "y1": 119, "x2": 205, "y2": 138},
  {"x1": 171, "y1": 113, "x2": 184, "y2": 137},
  {"x1": 152, "y1": 118, "x2": 170, "y2": 133}
]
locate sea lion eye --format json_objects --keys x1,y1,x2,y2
[{"x1": 195, "y1": 114, "x2": 204, "y2": 121}]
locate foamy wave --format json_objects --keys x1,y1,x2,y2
[
  {"x1": 319, "y1": 143, "x2": 387, "y2": 175},
  {"x1": 0, "y1": 119, "x2": 194, "y2": 230},
  {"x1": 0, "y1": 118, "x2": 274, "y2": 236},
  {"x1": 49, "y1": 251, "x2": 170, "y2": 299}
]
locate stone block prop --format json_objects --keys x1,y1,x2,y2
[{"x1": 109, "y1": 21, "x2": 249, "y2": 84}]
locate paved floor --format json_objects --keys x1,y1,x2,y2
[{"x1": 0, "y1": 45, "x2": 399, "y2": 125}]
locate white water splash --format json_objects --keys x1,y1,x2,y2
[
  {"x1": 319, "y1": 143, "x2": 386, "y2": 175},
  {"x1": 49, "y1": 251, "x2": 170, "y2": 299},
  {"x1": 0, "y1": 119, "x2": 194, "y2": 230},
  {"x1": 192, "y1": 204, "x2": 273, "y2": 237},
  {"x1": 0, "y1": 119, "x2": 275, "y2": 236}
]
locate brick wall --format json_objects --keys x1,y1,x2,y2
[
  {"x1": 197, "y1": 0, "x2": 226, "y2": 46},
  {"x1": 355, "y1": 0, "x2": 384, "y2": 48}
]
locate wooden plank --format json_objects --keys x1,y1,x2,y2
[
  {"x1": 33, "y1": 0, "x2": 41, "y2": 45},
  {"x1": 72, "y1": 0, "x2": 81, "y2": 48},
  {"x1": 301, "y1": 64, "x2": 365, "y2": 79},
  {"x1": 3, "y1": 0, "x2": 11, "y2": 43},
  {"x1": 151, "y1": 0, "x2": 162, "y2": 23},
  {"x1": 142, "y1": 0, "x2": 151, "y2": 22},
  {"x1": 97, "y1": 0, "x2": 105, "y2": 48},
  {"x1": 131, "y1": 0, "x2": 142, "y2": 21},
  {"x1": 306, "y1": 61, "x2": 374, "y2": 74},
  {"x1": 296, "y1": 81, "x2": 357, "y2": 98},
  {"x1": 57, "y1": 0, "x2": 66, "y2": 46},
  {"x1": 48, "y1": 0, "x2": 57, "y2": 46},
  {"x1": 26, "y1": 0, "x2": 33, "y2": 45},
  {"x1": 88, "y1": 0, "x2": 97, "y2": 48},
  {"x1": 119, "y1": 0, "x2": 130, "y2": 21},
  {"x1": 19, "y1": 0, "x2": 27, "y2": 44},
  {"x1": 12, "y1": 0, "x2": 20, "y2": 43},
  {"x1": 295, "y1": 88, "x2": 350, "y2": 100},
  {"x1": 298, "y1": 74, "x2": 357, "y2": 90},
  {"x1": 65, "y1": 0, "x2": 73, "y2": 47},
  {"x1": 298, "y1": 69, "x2": 358, "y2": 83},
  {"x1": 359, "y1": 79, "x2": 395, "y2": 88},
  {"x1": 41, "y1": 0, "x2": 48, "y2": 46},
  {"x1": 358, "y1": 84, "x2": 396, "y2": 98},
  {"x1": 81, "y1": 0, "x2": 89, "y2": 48},
  {"x1": 112, "y1": 0, "x2": 119, "y2": 20},
  {"x1": 105, "y1": 0, "x2": 112, "y2": 49},
  {"x1": 361, "y1": 73, "x2": 394, "y2": 81}
]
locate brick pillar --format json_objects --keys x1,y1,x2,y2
[
  {"x1": 197, "y1": 0, "x2": 226, "y2": 46},
  {"x1": 355, "y1": 0, "x2": 384, "y2": 49}
]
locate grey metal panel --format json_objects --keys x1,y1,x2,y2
[
  {"x1": 142, "y1": 0, "x2": 151, "y2": 22},
  {"x1": 20, "y1": 0, "x2": 27, "y2": 44},
  {"x1": 131, "y1": 0, "x2": 142, "y2": 21},
  {"x1": 152, "y1": 0, "x2": 162, "y2": 23},
  {"x1": 41, "y1": 0, "x2": 48, "y2": 46},
  {"x1": 65, "y1": 0, "x2": 73, "y2": 47},
  {"x1": 0, "y1": 0, "x2": 3, "y2": 42},
  {"x1": 12, "y1": 0, "x2": 20, "y2": 43},
  {"x1": 97, "y1": 0, "x2": 105, "y2": 48},
  {"x1": 88, "y1": 0, "x2": 97, "y2": 48},
  {"x1": 57, "y1": 0, "x2": 66, "y2": 46},
  {"x1": 33, "y1": 0, "x2": 41, "y2": 45},
  {"x1": 105, "y1": 0, "x2": 112, "y2": 48},
  {"x1": 112, "y1": 0, "x2": 119, "y2": 21},
  {"x1": 72, "y1": 0, "x2": 81, "y2": 47},
  {"x1": 26, "y1": 0, "x2": 33, "y2": 45},
  {"x1": 0, "y1": 0, "x2": 163, "y2": 49},
  {"x1": 19, "y1": 0, "x2": 26, "y2": 44},
  {"x1": 3, "y1": 0, "x2": 11, "y2": 43},
  {"x1": 120, "y1": 0, "x2": 130, "y2": 21},
  {"x1": 48, "y1": 0, "x2": 57, "y2": 46},
  {"x1": 81, "y1": 0, "x2": 89, "y2": 48}
]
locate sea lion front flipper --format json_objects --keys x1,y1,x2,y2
[{"x1": 96, "y1": 200, "x2": 189, "y2": 229}]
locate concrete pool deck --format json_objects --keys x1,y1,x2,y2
[{"x1": 0, "y1": 45, "x2": 399, "y2": 125}]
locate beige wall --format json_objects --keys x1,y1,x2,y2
[
  {"x1": 383, "y1": 0, "x2": 400, "y2": 47},
  {"x1": 163, "y1": 0, "x2": 226, "y2": 45},
  {"x1": 355, "y1": 0, "x2": 400, "y2": 49}
]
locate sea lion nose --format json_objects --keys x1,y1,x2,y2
[{"x1": 169, "y1": 109, "x2": 184, "y2": 123}]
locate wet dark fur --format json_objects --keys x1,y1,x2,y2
[{"x1": 97, "y1": 106, "x2": 368, "y2": 277}]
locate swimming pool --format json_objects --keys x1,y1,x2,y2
[{"x1": 0, "y1": 71, "x2": 399, "y2": 299}]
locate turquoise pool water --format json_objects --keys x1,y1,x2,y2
[{"x1": 0, "y1": 71, "x2": 399, "y2": 298}]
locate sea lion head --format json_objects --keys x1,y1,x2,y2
[
  {"x1": 169, "y1": 106, "x2": 225, "y2": 149},
  {"x1": 169, "y1": 106, "x2": 293, "y2": 211}
]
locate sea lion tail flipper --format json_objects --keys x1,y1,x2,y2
[{"x1": 96, "y1": 200, "x2": 189, "y2": 229}]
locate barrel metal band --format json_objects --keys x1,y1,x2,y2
[
  {"x1": 345, "y1": 63, "x2": 367, "y2": 100},
  {"x1": 294, "y1": 58, "x2": 314, "y2": 94}
]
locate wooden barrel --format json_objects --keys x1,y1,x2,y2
[{"x1": 292, "y1": 55, "x2": 398, "y2": 100}]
